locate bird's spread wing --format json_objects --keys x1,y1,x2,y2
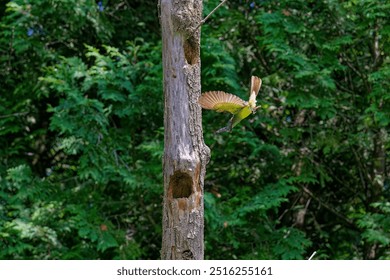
[{"x1": 198, "y1": 91, "x2": 246, "y2": 114}]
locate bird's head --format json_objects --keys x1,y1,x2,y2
[{"x1": 248, "y1": 98, "x2": 260, "y2": 114}]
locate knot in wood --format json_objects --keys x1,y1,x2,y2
[{"x1": 182, "y1": 249, "x2": 194, "y2": 260}]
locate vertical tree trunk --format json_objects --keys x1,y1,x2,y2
[
  {"x1": 160, "y1": 0, "x2": 210, "y2": 260},
  {"x1": 365, "y1": 128, "x2": 387, "y2": 259}
]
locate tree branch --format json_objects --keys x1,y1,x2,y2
[
  {"x1": 193, "y1": 0, "x2": 228, "y2": 32},
  {"x1": 302, "y1": 186, "x2": 358, "y2": 230},
  {"x1": 0, "y1": 111, "x2": 29, "y2": 119}
]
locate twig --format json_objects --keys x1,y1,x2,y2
[
  {"x1": 0, "y1": 111, "x2": 29, "y2": 119},
  {"x1": 278, "y1": 192, "x2": 301, "y2": 222},
  {"x1": 351, "y1": 146, "x2": 368, "y2": 192},
  {"x1": 341, "y1": 54, "x2": 363, "y2": 78},
  {"x1": 308, "y1": 251, "x2": 317, "y2": 260},
  {"x1": 302, "y1": 186, "x2": 357, "y2": 229},
  {"x1": 193, "y1": 0, "x2": 228, "y2": 32}
]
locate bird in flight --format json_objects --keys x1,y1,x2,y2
[{"x1": 198, "y1": 76, "x2": 262, "y2": 133}]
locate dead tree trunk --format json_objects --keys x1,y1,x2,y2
[{"x1": 160, "y1": 0, "x2": 210, "y2": 260}]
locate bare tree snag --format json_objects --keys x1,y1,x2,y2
[{"x1": 160, "y1": 0, "x2": 210, "y2": 260}]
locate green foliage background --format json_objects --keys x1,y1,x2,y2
[{"x1": 0, "y1": 0, "x2": 389, "y2": 259}]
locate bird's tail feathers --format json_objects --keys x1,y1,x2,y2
[
  {"x1": 215, "y1": 119, "x2": 233, "y2": 134},
  {"x1": 250, "y1": 76, "x2": 262, "y2": 98},
  {"x1": 216, "y1": 126, "x2": 232, "y2": 134}
]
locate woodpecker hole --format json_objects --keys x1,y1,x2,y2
[
  {"x1": 183, "y1": 38, "x2": 198, "y2": 65},
  {"x1": 170, "y1": 171, "x2": 193, "y2": 199}
]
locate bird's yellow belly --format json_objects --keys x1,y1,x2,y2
[{"x1": 232, "y1": 107, "x2": 252, "y2": 127}]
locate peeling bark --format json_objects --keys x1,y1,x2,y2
[{"x1": 160, "y1": 0, "x2": 210, "y2": 260}]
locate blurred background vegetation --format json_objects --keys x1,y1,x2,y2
[{"x1": 0, "y1": 0, "x2": 389, "y2": 259}]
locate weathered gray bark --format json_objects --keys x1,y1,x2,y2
[{"x1": 160, "y1": 0, "x2": 210, "y2": 260}]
